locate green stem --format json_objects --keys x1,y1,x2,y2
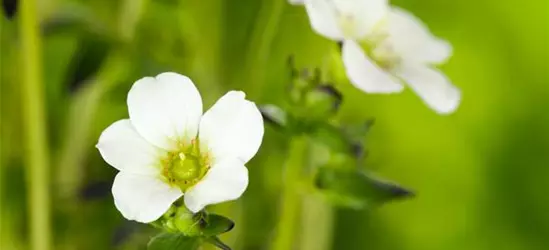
[
  {"x1": 298, "y1": 144, "x2": 334, "y2": 250},
  {"x1": 271, "y1": 136, "x2": 308, "y2": 250},
  {"x1": 298, "y1": 192, "x2": 334, "y2": 250},
  {"x1": 20, "y1": 0, "x2": 51, "y2": 249}
]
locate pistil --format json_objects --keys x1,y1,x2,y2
[{"x1": 162, "y1": 143, "x2": 211, "y2": 191}]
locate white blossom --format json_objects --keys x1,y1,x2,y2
[
  {"x1": 97, "y1": 72, "x2": 264, "y2": 223},
  {"x1": 303, "y1": 0, "x2": 460, "y2": 114}
]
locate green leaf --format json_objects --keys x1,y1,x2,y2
[
  {"x1": 147, "y1": 232, "x2": 201, "y2": 250},
  {"x1": 260, "y1": 104, "x2": 288, "y2": 129},
  {"x1": 314, "y1": 167, "x2": 414, "y2": 209},
  {"x1": 343, "y1": 119, "x2": 375, "y2": 145},
  {"x1": 206, "y1": 236, "x2": 232, "y2": 250},
  {"x1": 309, "y1": 119, "x2": 375, "y2": 158},
  {"x1": 200, "y1": 214, "x2": 235, "y2": 237},
  {"x1": 343, "y1": 119, "x2": 375, "y2": 160},
  {"x1": 309, "y1": 124, "x2": 350, "y2": 154},
  {"x1": 41, "y1": 2, "x2": 113, "y2": 39},
  {"x1": 300, "y1": 85, "x2": 342, "y2": 121}
]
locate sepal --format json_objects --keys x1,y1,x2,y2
[
  {"x1": 287, "y1": 58, "x2": 343, "y2": 122},
  {"x1": 200, "y1": 213, "x2": 235, "y2": 237},
  {"x1": 314, "y1": 167, "x2": 414, "y2": 209},
  {"x1": 148, "y1": 206, "x2": 235, "y2": 250},
  {"x1": 148, "y1": 233, "x2": 201, "y2": 250},
  {"x1": 260, "y1": 104, "x2": 289, "y2": 130}
]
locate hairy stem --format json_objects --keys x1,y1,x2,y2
[
  {"x1": 299, "y1": 143, "x2": 334, "y2": 250},
  {"x1": 271, "y1": 136, "x2": 308, "y2": 250},
  {"x1": 298, "y1": 192, "x2": 334, "y2": 250}
]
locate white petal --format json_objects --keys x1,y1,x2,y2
[
  {"x1": 184, "y1": 159, "x2": 248, "y2": 213},
  {"x1": 127, "y1": 72, "x2": 203, "y2": 151},
  {"x1": 112, "y1": 172, "x2": 183, "y2": 223},
  {"x1": 396, "y1": 64, "x2": 460, "y2": 114},
  {"x1": 304, "y1": 0, "x2": 344, "y2": 40},
  {"x1": 333, "y1": 0, "x2": 389, "y2": 38},
  {"x1": 386, "y1": 7, "x2": 452, "y2": 64},
  {"x1": 305, "y1": 0, "x2": 388, "y2": 40},
  {"x1": 341, "y1": 40, "x2": 404, "y2": 93},
  {"x1": 97, "y1": 119, "x2": 164, "y2": 175},
  {"x1": 199, "y1": 91, "x2": 264, "y2": 164}
]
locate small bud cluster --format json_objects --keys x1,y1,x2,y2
[
  {"x1": 260, "y1": 57, "x2": 413, "y2": 209},
  {"x1": 152, "y1": 200, "x2": 235, "y2": 237}
]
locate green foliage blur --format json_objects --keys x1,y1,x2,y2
[{"x1": 2, "y1": 0, "x2": 549, "y2": 249}]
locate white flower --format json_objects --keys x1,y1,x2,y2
[
  {"x1": 96, "y1": 72, "x2": 264, "y2": 223},
  {"x1": 304, "y1": 0, "x2": 389, "y2": 41},
  {"x1": 303, "y1": 0, "x2": 460, "y2": 114}
]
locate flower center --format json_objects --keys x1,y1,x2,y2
[
  {"x1": 372, "y1": 42, "x2": 401, "y2": 69},
  {"x1": 339, "y1": 15, "x2": 357, "y2": 38},
  {"x1": 162, "y1": 141, "x2": 210, "y2": 191},
  {"x1": 171, "y1": 153, "x2": 200, "y2": 181},
  {"x1": 359, "y1": 38, "x2": 401, "y2": 71}
]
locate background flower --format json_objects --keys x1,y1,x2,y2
[
  {"x1": 302, "y1": 0, "x2": 459, "y2": 114},
  {"x1": 341, "y1": 8, "x2": 460, "y2": 114}
]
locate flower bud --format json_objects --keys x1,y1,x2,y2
[
  {"x1": 294, "y1": 84, "x2": 343, "y2": 122},
  {"x1": 173, "y1": 206, "x2": 202, "y2": 236}
]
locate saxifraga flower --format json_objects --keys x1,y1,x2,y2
[
  {"x1": 303, "y1": 0, "x2": 460, "y2": 114},
  {"x1": 97, "y1": 72, "x2": 264, "y2": 223}
]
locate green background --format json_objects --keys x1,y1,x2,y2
[{"x1": 2, "y1": 0, "x2": 549, "y2": 249}]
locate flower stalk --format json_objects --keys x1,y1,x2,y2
[
  {"x1": 271, "y1": 136, "x2": 308, "y2": 250},
  {"x1": 299, "y1": 195, "x2": 333, "y2": 250},
  {"x1": 20, "y1": 0, "x2": 51, "y2": 249},
  {"x1": 298, "y1": 143, "x2": 334, "y2": 250}
]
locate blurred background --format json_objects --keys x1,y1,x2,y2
[{"x1": 2, "y1": 0, "x2": 549, "y2": 249}]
